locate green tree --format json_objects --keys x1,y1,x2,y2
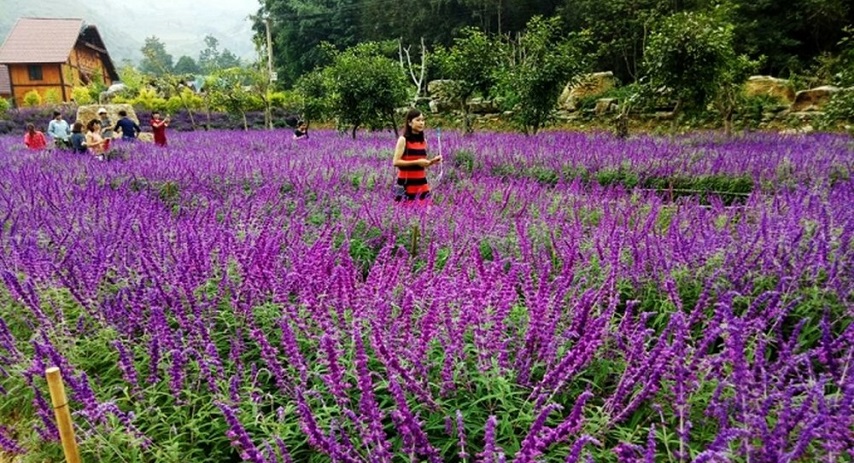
[
  {"x1": 434, "y1": 27, "x2": 505, "y2": 133},
  {"x1": 323, "y1": 42, "x2": 409, "y2": 138},
  {"x1": 199, "y1": 36, "x2": 241, "y2": 74},
  {"x1": 642, "y1": 11, "x2": 753, "y2": 124},
  {"x1": 728, "y1": 0, "x2": 852, "y2": 76},
  {"x1": 294, "y1": 69, "x2": 331, "y2": 127},
  {"x1": 559, "y1": 0, "x2": 677, "y2": 83},
  {"x1": 217, "y1": 49, "x2": 242, "y2": 70},
  {"x1": 140, "y1": 36, "x2": 174, "y2": 75},
  {"x1": 496, "y1": 16, "x2": 590, "y2": 134},
  {"x1": 819, "y1": 27, "x2": 854, "y2": 129},
  {"x1": 174, "y1": 56, "x2": 201, "y2": 75},
  {"x1": 198, "y1": 35, "x2": 220, "y2": 74},
  {"x1": 206, "y1": 67, "x2": 261, "y2": 130},
  {"x1": 256, "y1": 0, "x2": 364, "y2": 85},
  {"x1": 118, "y1": 64, "x2": 145, "y2": 94}
]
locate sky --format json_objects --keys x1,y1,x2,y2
[
  {"x1": 0, "y1": 0, "x2": 263, "y2": 63},
  {"x1": 107, "y1": 0, "x2": 262, "y2": 60}
]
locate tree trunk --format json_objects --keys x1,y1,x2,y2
[
  {"x1": 241, "y1": 111, "x2": 248, "y2": 131},
  {"x1": 351, "y1": 124, "x2": 359, "y2": 139},
  {"x1": 723, "y1": 107, "x2": 733, "y2": 137},
  {"x1": 389, "y1": 112, "x2": 399, "y2": 137}
]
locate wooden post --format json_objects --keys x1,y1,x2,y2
[
  {"x1": 45, "y1": 367, "x2": 82, "y2": 463},
  {"x1": 410, "y1": 224, "x2": 420, "y2": 258}
]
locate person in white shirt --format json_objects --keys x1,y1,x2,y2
[{"x1": 47, "y1": 111, "x2": 71, "y2": 149}]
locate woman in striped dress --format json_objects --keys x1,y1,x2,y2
[{"x1": 393, "y1": 109, "x2": 442, "y2": 203}]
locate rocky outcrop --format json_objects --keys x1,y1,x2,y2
[
  {"x1": 76, "y1": 104, "x2": 151, "y2": 142},
  {"x1": 427, "y1": 80, "x2": 457, "y2": 101},
  {"x1": 790, "y1": 86, "x2": 840, "y2": 112},
  {"x1": 744, "y1": 76, "x2": 795, "y2": 104},
  {"x1": 595, "y1": 98, "x2": 618, "y2": 115},
  {"x1": 558, "y1": 72, "x2": 617, "y2": 110},
  {"x1": 467, "y1": 97, "x2": 500, "y2": 114}
]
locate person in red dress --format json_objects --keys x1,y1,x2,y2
[
  {"x1": 23, "y1": 123, "x2": 47, "y2": 150},
  {"x1": 150, "y1": 111, "x2": 170, "y2": 147},
  {"x1": 392, "y1": 108, "x2": 442, "y2": 204}
]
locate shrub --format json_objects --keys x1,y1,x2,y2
[
  {"x1": 44, "y1": 88, "x2": 62, "y2": 105},
  {"x1": 132, "y1": 88, "x2": 168, "y2": 111},
  {"x1": 0, "y1": 97, "x2": 10, "y2": 113},
  {"x1": 818, "y1": 88, "x2": 854, "y2": 129},
  {"x1": 22, "y1": 90, "x2": 42, "y2": 107},
  {"x1": 71, "y1": 87, "x2": 94, "y2": 105}
]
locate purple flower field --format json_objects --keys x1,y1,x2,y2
[{"x1": 0, "y1": 129, "x2": 852, "y2": 462}]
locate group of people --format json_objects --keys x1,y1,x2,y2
[
  {"x1": 23, "y1": 109, "x2": 171, "y2": 159},
  {"x1": 25, "y1": 107, "x2": 439, "y2": 203}
]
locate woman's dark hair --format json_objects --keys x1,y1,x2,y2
[
  {"x1": 26, "y1": 123, "x2": 35, "y2": 134},
  {"x1": 118, "y1": 110, "x2": 127, "y2": 117},
  {"x1": 403, "y1": 108, "x2": 423, "y2": 140},
  {"x1": 53, "y1": 111, "x2": 61, "y2": 117},
  {"x1": 72, "y1": 121, "x2": 84, "y2": 133},
  {"x1": 87, "y1": 119, "x2": 101, "y2": 132}
]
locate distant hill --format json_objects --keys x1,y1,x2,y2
[{"x1": 0, "y1": 0, "x2": 257, "y2": 67}]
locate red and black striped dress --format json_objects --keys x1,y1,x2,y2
[{"x1": 397, "y1": 133, "x2": 430, "y2": 200}]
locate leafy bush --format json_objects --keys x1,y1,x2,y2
[
  {"x1": 22, "y1": 90, "x2": 42, "y2": 107},
  {"x1": 132, "y1": 88, "x2": 168, "y2": 111},
  {"x1": 818, "y1": 88, "x2": 854, "y2": 129},
  {"x1": 43, "y1": 89, "x2": 62, "y2": 105},
  {"x1": 71, "y1": 87, "x2": 94, "y2": 105},
  {"x1": 0, "y1": 97, "x2": 10, "y2": 113}
]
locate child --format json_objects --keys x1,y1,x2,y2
[
  {"x1": 23, "y1": 123, "x2": 47, "y2": 150},
  {"x1": 85, "y1": 119, "x2": 107, "y2": 160},
  {"x1": 70, "y1": 122, "x2": 87, "y2": 154},
  {"x1": 392, "y1": 108, "x2": 442, "y2": 204},
  {"x1": 150, "y1": 111, "x2": 170, "y2": 147}
]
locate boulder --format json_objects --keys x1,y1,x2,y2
[
  {"x1": 781, "y1": 125, "x2": 814, "y2": 135},
  {"x1": 790, "y1": 86, "x2": 839, "y2": 112},
  {"x1": 595, "y1": 98, "x2": 618, "y2": 116},
  {"x1": 558, "y1": 72, "x2": 616, "y2": 110},
  {"x1": 427, "y1": 80, "x2": 457, "y2": 101},
  {"x1": 75, "y1": 104, "x2": 152, "y2": 142},
  {"x1": 467, "y1": 97, "x2": 500, "y2": 114},
  {"x1": 428, "y1": 99, "x2": 456, "y2": 114},
  {"x1": 744, "y1": 76, "x2": 795, "y2": 103}
]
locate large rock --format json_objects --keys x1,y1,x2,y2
[
  {"x1": 76, "y1": 104, "x2": 152, "y2": 142},
  {"x1": 428, "y1": 99, "x2": 456, "y2": 114},
  {"x1": 467, "y1": 97, "x2": 500, "y2": 114},
  {"x1": 76, "y1": 104, "x2": 140, "y2": 128},
  {"x1": 744, "y1": 76, "x2": 796, "y2": 103},
  {"x1": 427, "y1": 80, "x2": 458, "y2": 101},
  {"x1": 558, "y1": 72, "x2": 617, "y2": 110},
  {"x1": 595, "y1": 98, "x2": 618, "y2": 116},
  {"x1": 790, "y1": 86, "x2": 839, "y2": 112}
]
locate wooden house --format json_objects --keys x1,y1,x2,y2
[
  {"x1": 0, "y1": 18, "x2": 119, "y2": 107},
  {"x1": 0, "y1": 65, "x2": 10, "y2": 100}
]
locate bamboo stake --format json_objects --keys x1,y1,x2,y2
[
  {"x1": 45, "y1": 367, "x2": 82, "y2": 463},
  {"x1": 410, "y1": 224, "x2": 420, "y2": 258}
]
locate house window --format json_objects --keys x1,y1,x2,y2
[{"x1": 28, "y1": 65, "x2": 43, "y2": 81}]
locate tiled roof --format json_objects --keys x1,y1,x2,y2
[
  {"x1": 0, "y1": 65, "x2": 10, "y2": 95},
  {"x1": 0, "y1": 18, "x2": 84, "y2": 64}
]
